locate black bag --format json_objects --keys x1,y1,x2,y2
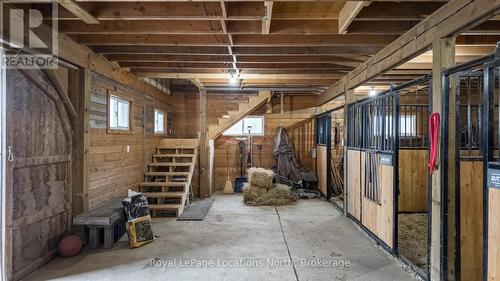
[
  {"x1": 122, "y1": 192, "x2": 150, "y2": 221},
  {"x1": 300, "y1": 171, "x2": 318, "y2": 190}
]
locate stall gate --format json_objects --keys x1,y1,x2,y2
[
  {"x1": 441, "y1": 45, "x2": 500, "y2": 281},
  {"x1": 483, "y1": 46, "x2": 500, "y2": 281},
  {"x1": 315, "y1": 113, "x2": 332, "y2": 198},
  {"x1": 346, "y1": 88, "x2": 399, "y2": 251}
]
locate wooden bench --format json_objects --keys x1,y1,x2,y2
[{"x1": 73, "y1": 199, "x2": 126, "y2": 249}]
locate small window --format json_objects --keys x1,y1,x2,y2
[
  {"x1": 108, "y1": 95, "x2": 130, "y2": 131},
  {"x1": 372, "y1": 115, "x2": 416, "y2": 137},
  {"x1": 223, "y1": 116, "x2": 264, "y2": 136},
  {"x1": 400, "y1": 115, "x2": 417, "y2": 136},
  {"x1": 154, "y1": 109, "x2": 165, "y2": 134}
]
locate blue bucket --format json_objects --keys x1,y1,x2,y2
[{"x1": 234, "y1": 177, "x2": 247, "y2": 193}]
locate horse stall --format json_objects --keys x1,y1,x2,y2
[
  {"x1": 396, "y1": 77, "x2": 431, "y2": 277},
  {"x1": 346, "y1": 90, "x2": 398, "y2": 252},
  {"x1": 315, "y1": 107, "x2": 345, "y2": 210},
  {"x1": 480, "y1": 49, "x2": 500, "y2": 281},
  {"x1": 440, "y1": 51, "x2": 499, "y2": 281},
  {"x1": 346, "y1": 77, "x2": 434, "y2": 278}
]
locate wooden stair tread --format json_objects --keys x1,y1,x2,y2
[
  {"x1": 153, "y1": 154, "x2": 194, "y2": 158},
  {"x1": 140, "y1": 182, "x2": 187, "y2": 187},
  {"x1": 149, "y1": 162, "x2": 192, "y2": 166},
  {"x1": 148, "y1": 204, "x2": 182, "y2": 210},
  {"x1": 145, "y1": 172, "x2": 189, "y2": 176},
  {"x1": 143, "y1": 192, "x2": 185, "y2": 198}
]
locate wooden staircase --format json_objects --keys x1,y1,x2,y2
[
  {"x1": 208, "y1": 90, "x2": 271, "y2": 139},
  {"x1": 140, "y1": 139, "x2": 198, "y2": 217}
]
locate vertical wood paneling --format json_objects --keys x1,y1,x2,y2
[
  {"x1": 398, "y1": 149, "x2": 429, "y2": 212},
  {"x1": 87, "y1": 73, "x2": 172, "y2": 209},
  {"x1": 361, "y1": 155, "x2": 394, "y2": 248},
  {"x1": 317, "y1": 145, "x2": 328, "y2": 194},
  {"x1": 460, "y1": 160, "x2": 483, "y2": 281},
  {"x1": 347, "y1": 149, "x2": 361, "y2": 220},
  {"x1": 212, "y1": 113, "x2": 315, "y2": 191},
  {"x1": 488, "y1": 187, "x2": 500, "y2": 281}
]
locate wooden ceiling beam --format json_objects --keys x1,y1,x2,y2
[
  {"x1": 236, "y1": 55, "x2": 364, "y2": 63},
  {"x1": 74, "y1": 34, "x2": 399, "y2": 46},
  {"x1": 262, "y1": 1, "x2": 274, "y2": 34},
  {"x1": 231, "y1": 46, "x2": 382, "y2": 55},
  {"x1": 317, "y1": 0, "x2": 500, "y2": 105},
  {"x1": 93, "y1": 45, "x2": 230, "y2": 55},
  {"x1": 338, "y1": 1, "x2": 369, "y2": 34},
  {"x1": 135, "y1": 73, "x2": 345, "y2": 80},
  {"x1": 59, "y1": 20, "x2": 224, "y2": 34},
  {"x1": 73, "y1": 34, "x2": 231, "y2": 45},
  {"x1": 355, "y1": 2, "x2": 445, "y2": 21},
  {"x1": 106, "y1": 54, "x2": 234, "y2": 62},
  {"x1": 53, "y1": 2, "x2": 224, "y2": 20},
  {"x1": 92, "y1": 45, "x2": 379, "y2": 56},
  {"x1": 124, "y1": 62, "x2": 354, "y2": 69},
  {"x1": 57, "y1": 0, "x2": 99, "y2": 24},
  {"x1": 58, "y1": 19, "x2": 442, "y2": 35},
  {"x1": 108, "y1": 54, "x2": 362, "y2": 67},
  {"x1": 231, "y1": 34, "x2": 398, "y2": 46},
  {"x1": 60, "y1": 19, "x2": 490, "y2": 36}
]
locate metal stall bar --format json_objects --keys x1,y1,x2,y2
[
  {"x1": 440, "y1": 48, "x2": 498, "y2": 281},
  {"x1": 482, "y1": 44, "x2": 500, "y2": 281}
]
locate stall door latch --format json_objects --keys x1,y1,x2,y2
[{"x1": 7, "y1": 146, "x2": 14, "y2": 162}]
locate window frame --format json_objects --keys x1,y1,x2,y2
[
  {"x1": 223, "y1": 116, "x2": 265, "y2": 136},
  {"x1": 154, "y1": 108, "x2": 166, "y2": 136},
  {"x1": 107, "y1": 93, "x2": 133, "y2": 134}
]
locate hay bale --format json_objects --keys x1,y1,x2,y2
[
  {"x1": 242, "y1": 183, "x2": 266, "y2": 204},
  {"x1": 245, "y1": 183, "x2": 298, "y2": 206},
  {"x1": 247, "y1": 167, "x2": 274, "y2": 190}
]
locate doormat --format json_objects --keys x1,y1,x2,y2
[{"x1": 177, "y1": 198, "x2": 215, "y2": 221}]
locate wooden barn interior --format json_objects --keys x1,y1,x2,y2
[{"x1": 0, "y1": 0, "x2": 500, "y2": 280}]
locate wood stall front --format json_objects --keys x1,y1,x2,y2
[{"x1": 345, "y1": 91, "x2": 397, "y2": 250}]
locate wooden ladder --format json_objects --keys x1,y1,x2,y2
[{"x1": 140, "y1": 139, "x2": 199, "y2": 217}]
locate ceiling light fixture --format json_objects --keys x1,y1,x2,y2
[
  {"x1": 369, "y1": 86, "x2": 377, "y2": 97},
  {"x1": 229, "y1": 73, "x2": 238, "y2": 85}
]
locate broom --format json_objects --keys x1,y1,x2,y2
[{"x1": 223, "y1": 148, "x2": 234, "y2": 194}]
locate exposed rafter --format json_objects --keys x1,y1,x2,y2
[
  {"x1": 338, "y1": 1, "x2": 369, "y2": 34},
  {"x1": 262, "y1": 1, "x2": 274, "y2": 34},
  {"x1": 317, "y1": 0, "x2": 500, "y2": 105},
  {"x1": 57, "y1": 0, "x2": 99, "y2": 24}
]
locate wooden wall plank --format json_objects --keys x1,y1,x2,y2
[
  {"x1": 460, "y1": 160, "x2": 483, "y2": 281},
  {"x1": 398, "y1": 149, "x2": 428, "y2": 212},
  {"x1": 487, "y1": 187, "x2": 500, "y2": 281},
  {"x1": 347, "y1": 149, "x2": 361, "y2": 220},
  {"x1": 317, "y1": 145, "x2": 328, "y2": 194},
  {"x1": 86, "y1": 72, "x2": 172, "y2": 209}
]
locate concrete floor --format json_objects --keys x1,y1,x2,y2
[{"x1": 25, "y1": 195, "x2": 416, "y2": 281}]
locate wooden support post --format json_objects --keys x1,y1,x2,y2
[
  {"x1": 199, "y1": 88, "x2": 208, "y2": 198},
  {"x1": 343, "y1": 89, "x2": 355, "y2": 216},
  {"x1": 70, "y1": 68, "x2": 91, "y2": 215},
  {"x1": 430, "y1": 37, "x2": 456, "y2": 281}
]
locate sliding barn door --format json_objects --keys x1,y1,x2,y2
[{"x1": 5, "y1": 69, "x2": 72, "y2": 280}]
